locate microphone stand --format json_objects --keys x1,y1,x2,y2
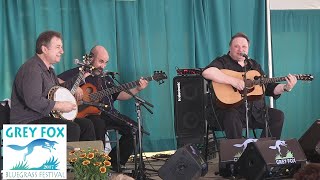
[
  {"x1": 260, "y1": 77, "x2": 270, "y2": 138},
  {"x1": 243, "y1": 58, "x2": 250, "y2": 138},
  {"x1": 111, "y1": 75, "x2": 153, "y2": 180}
]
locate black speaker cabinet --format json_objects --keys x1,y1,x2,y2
[
  {"x1": 158, "y1": 144, "x2": 208, "y2": 180},
  {"x1": 218, "y1": 138, "x2": 270, "y2": 177},
  {"x1": 173, "y1": 75, "x2": 207, "y2": 147},
  {"x1": 299, "y1": 119, "x2": 320, "y2": 162},
  {"x1": 235, "y1": 139, "x2": 306, "y2": 180}
]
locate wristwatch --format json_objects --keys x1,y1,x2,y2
[{"x1": 283, "y1": 84, "x2": 292, "y2": 92}]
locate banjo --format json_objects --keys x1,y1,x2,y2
[{"x1": 48, "y1": 54, "x2": 93, "y2": 121}]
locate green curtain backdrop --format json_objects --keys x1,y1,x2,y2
[
  {"x1": 271, "y1": 10, "x2": 320, "y2": 140},
  {"x1": 2, "y1": 0, "x2": 269, "y2": 152}
]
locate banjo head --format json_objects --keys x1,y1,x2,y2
[{"x1": 52, "y1": 86, "x2": 78, "y2": 121}]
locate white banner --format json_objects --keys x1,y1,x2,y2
[{"x1": 270, "y1": 0, "x2": 320, "y2": 10}]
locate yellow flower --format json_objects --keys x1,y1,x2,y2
[
  {"x1": 102, "y1": 153, "x2": 111, "y2": 159},
  {"x1": 82, "y1": 160, "x2": 90, "y2": 166},
  {"x1": 87, "y1": 152, "x2": 95, "y2": 159},
  {"x1": 100, "y1": 166, "x2": 107, "y2": 173},
  {"x1": 69, "y1": 150, "x2": 75, "y2": 155},
  {"x1": 93, "y1": 149, "x2": 99, "y2": 152},
  {"x1": 94, "y1": 162, "x2": 102, "y2": 166},
  {"x1": 70, "y1": 157, "x2": 77, "y2": 163},
  {"x1": 69, "y1": 147, "x2": 111, "y2": 179},
  {"x1": 105, "y1": 156, "x2": 111, "y2": 160},
  {"x1": 103, "y1": 160, "x2": 111, "y2": 166},
  {"x1": 79, "y1": 153, "x2": 86, "y2": 158}
]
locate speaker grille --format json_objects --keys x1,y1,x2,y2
[
  {"x1": 158, "y1": 144, "x2": 208, "y2": 180},
  {"x1": 173, "y1": 75, "x2": 206, "y2": 146},
  {"x1": 299, "y1": 120, "x2": 320, "y2": 162},
  {"x1": 235, "y1": 139, "x2": 306, "y2": 179}
]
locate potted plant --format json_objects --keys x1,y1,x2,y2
[{"x1": 68, "y1": 147, "x2": 112, "y2": 180}]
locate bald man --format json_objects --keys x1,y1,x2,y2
[{"x1": 58, "y1": 45, "x2": 148, "y2": 172}]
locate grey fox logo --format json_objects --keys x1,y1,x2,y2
[
  {"x1": 7, "y1": 138, "x2": 58, "y2": 160},
  {"x1": 269, "y1": 140, "x2": 287, "y2": 155},
  {"x1": 233, "y1": 139, "x2": 258, "y2": 151}
]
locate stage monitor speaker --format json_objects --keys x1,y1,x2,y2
[
  {"x1": 299, "y1": 119, "x2": 320, "y2": 162},
  {"x1": 173, "y1": 75, "x2": 207, "y2": 147},
  {"x1": 218, "y1": 138, "x2": 270, "y2": 177},
  {"x1": 235, "y1": 139, "x2": 306, "y2": 180},
  {"x1": 158, "y1": 144, "x2": 208, "y2": 180}
]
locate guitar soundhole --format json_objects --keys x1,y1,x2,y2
[{"x1": 86, "y1": 87, "x2": 93, "y2": 94}]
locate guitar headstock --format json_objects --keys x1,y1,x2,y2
[
  {"x1": 82, "y1": 53, "x2": 93, "y2": 65},
  {"x1": 152, "y1": 71, "x2": 167, "y2": 84},
  {"x1": 77, "y1": 54, "x2": 102, "y2": 75},
  {"x1": 297, "y1": 74, "x2": 314, "y2": 81}
]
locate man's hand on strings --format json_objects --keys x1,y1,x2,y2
[
  {"x1": 284, "y1": 74, "x2": 297, "y2": 91},
  {"x1": 137, "y1": 78, "x2": 149, "y2": 91},
  {"x1": 231, "y1": 78, "x2": 245, "y2": 91},
  {"x1": 75, "y1": 87, "x2": 84, "y2": 101}
]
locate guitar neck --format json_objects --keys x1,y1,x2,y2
[
  {"x1": 91, "y1": 76, "x2": 153, "y2": 101},
  {"x1": 258, "y1": 74, "x2": 308, "y2": 85},
  {"x1": 70, "y1": 71, "x2": 85, "y2": 95}
]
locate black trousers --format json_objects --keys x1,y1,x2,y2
[
  {"x1": 213, "y1": 107, "x2": 284, "y2": 139},
  {"x1": 29, "y1": 117, "x2": 96, "y2": 142},
  {"x1": 87, "y1": 111, "x2": 135, "y2": 167}
]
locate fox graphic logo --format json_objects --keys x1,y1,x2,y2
[
  {"x1": 7, "y1": 138, "x2": 58, "y2": 160},
  {"x1": 269, "y1": 140, "x2": 287, "y2": 155},
  {"x1": 233, "y1": 138, "x2": 258, "y2": 151}
]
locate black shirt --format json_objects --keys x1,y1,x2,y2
[{"x1": 204, "y1": 54, "x2": 280, "y2": 123}]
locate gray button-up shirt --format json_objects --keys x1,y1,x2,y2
[{"x1": 10, "y1": 55, "x2": 74, "y2": 124}]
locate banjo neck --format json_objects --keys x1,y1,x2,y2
[{"x1": 70, "y1": 70, "x2": 85, "y2": 95}]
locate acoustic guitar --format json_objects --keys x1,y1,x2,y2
[
  {"x1": 212, "y1": 69, "x2": 313, "y2": 107},
  {"x1": 77, "y1": 71, "x2": 167, "y2": 118}
]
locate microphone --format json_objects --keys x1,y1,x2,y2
[
  {"x1": 101, "y1": 71, "x2": 119, "y2": 77},
  {"x1": 240, "y1": 52, "x2": 249, "y2": 59},
  {"x1": 240, "y1": 52, "x2": 252, "y2": 69},
  {"x1": 74, "y1": 59, "x2": 89, "y2": 67}
]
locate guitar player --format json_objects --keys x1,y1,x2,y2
[
  {"x1": 58, "y1": 45, "x2": 149, "y2": 172},
  {"x1": 202, "y1": 32, "x2": 297, "y2": 140}
]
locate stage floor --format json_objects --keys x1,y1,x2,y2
[
  {"x1": 1, "y1": 150, "x2": 301, "y2": 180},
  {"x1": 118, "y1": 152, "x2": 223, "y2": 180},
  {"x1": 119, "y1": 151, "x2": 297, "y2": 180},
  {"x1": 22, "y1": 150, "x2": 300, "y2": 180}
]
